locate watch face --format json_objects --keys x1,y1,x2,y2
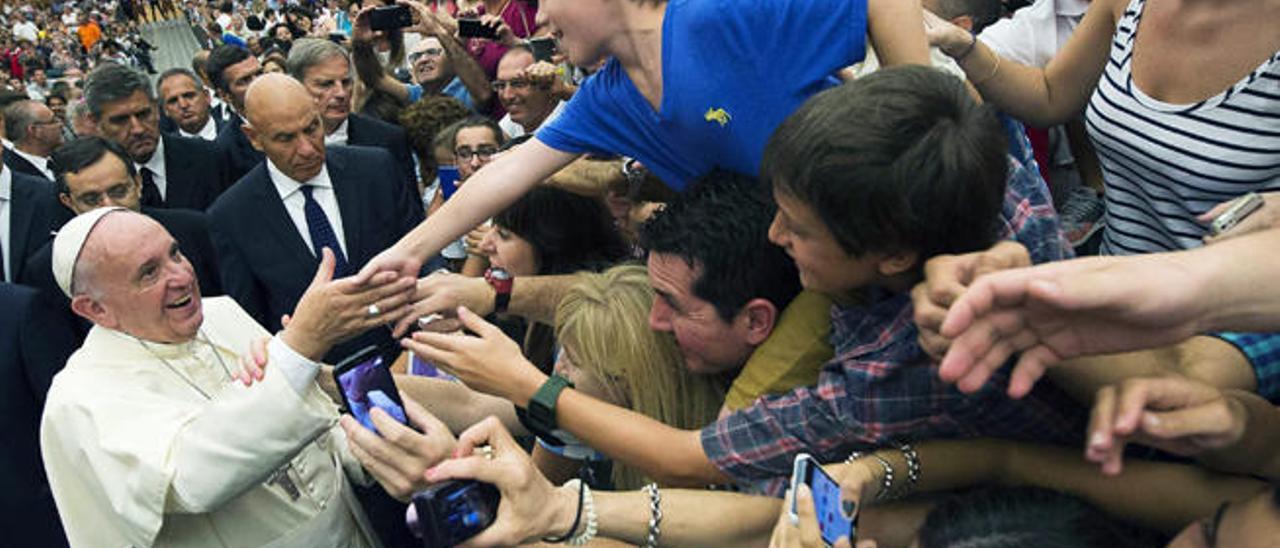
[{"x1": 488, "y1": 267, "x2": 511, "y2": 281}]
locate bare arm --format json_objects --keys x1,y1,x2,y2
[
  {"x1": 394, "y1": 375, "x2": 526, "y2": 435},
  {"x1": 435, "y1": 25, "x2": 492, "y2": 108},
  {"x1": 544, "y1": 157, "x2": 627, "y2": 198},
  {"x1": 927, "y1": 0, "x2": 1121, "y2": 126},
  {"x1": 352, "y1": 38, "x2": 410, "y2": 103},
  {"x1": 865, "y1": 0, "x2": 931, "y2": 67}
]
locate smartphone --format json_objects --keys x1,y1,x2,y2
[
  {"x1": 333, "y1": 345, "x2": 410, "y2": 434},
  {"x1": 369, "y1": 4, "x2": 413, "y2": 31},
  {"x1": 527, "y1": 36, "x2": 558, "y2": 63},
  {"x1": 438, "y1": 165, "x2": 461, "y2": 201},
  {"x1": 790, "y1": 454, "x2": 855, "y2": 547},
  {"x1": 457, "y1": 17, "x2": 497, "y2": 40},
  {"x1": 327, "y1": 32, "x2": 346, "y2": 44},
  {"x1": 412, "y1": 480, "x2": 500, "y2": 547},
  {"x1": 1210, "y1": 192, "x2": 1264, "y2": 236}
]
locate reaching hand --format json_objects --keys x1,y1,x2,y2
[
  {"x1": 401, "y1": 307, "x2": 546, "y2": 406},
  {"x1": 937, "y1": 252, "x2": 1209, "y2": 398},
  {"x1": 284, "y1": 248, "x2": 418, "y2": 360},
  {"x1": 354, "y1": 242, "x2": 426, "y2": 287},
  {"x1": 424, "y1": 417, "x2": 578, "y2": 547},
  {"x1": 341, "y1": 394, "x2": 457, "y2": 501},
  {"x1": 769, "y1": 484, "x2": 854, "y2": 548},
  {"x1": 911, "y1": 241, "x2": 1031, "y2": 360},
  {"x1": 921, "y1": 9, "x2": 971, "y2": 56},
  {"x1": 1086, "y1": 376, "x2": 1247, "y2": 476},
  {"x1": 391, "y1": 271, "x2": 494, "y2": 337},
  {"x1": 233, "y1": 336, "x2": 270, "y2": 386},
  {"x1": 352, "y1": 5, "x2": 376, "y2": 43}
]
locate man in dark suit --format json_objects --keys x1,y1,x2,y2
[
  {"x1": 0, "y1": 282, "x2": 76, "y2": 547},
  {"x1": 208, "y1": 74, "x2": 422, "y2": 364},
  {"x1": 156, "y1": 68, "x2": 225, "y2": 141},
  {"x1": 83, "y1": 63, "x2": 229, "y2": 210},
  {"x1": 3, "y1": 100, "x2": 63, "y2": 180},
  {"x1": 287, "y1": 39, "x2": 419, "y2": 199},
  {"x1": 2, "y1": 163, "x2": 62, "y2": 285},
  {"x1": 24, "y1": 137, "x2": 224, "y2": 338},
  {"x1": 208, "y1": 45, "x2": 267, "y2": 182}
]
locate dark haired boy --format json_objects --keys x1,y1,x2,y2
[{"x1": 700, "y1": 65, "x2": 1084, "y2": 493}]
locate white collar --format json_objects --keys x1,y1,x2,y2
[
  {"x1": 266, "y1": 158, "x2": 333, "y2": 201},
  {"x1": 324, "y1": 117, "x2": 349, "y2": 146},
  {"x1": 11, "y1": 146, "x2": 48, "y2": 171},
  {"x1": 1057, "y1": 0, "x2": 1090, "y2": 17},
  {"x1": 0, "y1": 166, "x2": 11, "y2": 200},
  {"x1": 137, "y1": 137, "x2": 167, "y2": 179}
]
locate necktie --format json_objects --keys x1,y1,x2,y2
[
  {"x1": 140, "y1": 167, "x2": 162, "y2": 207},
  {"x1": 300, "y1": 185, "x2": 350, "y2": 276}
]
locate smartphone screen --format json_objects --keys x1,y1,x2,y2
[
  {"x1": 334, "y1": 346, "x2": 408, "y2": 434},
  {"x1": 528, "y1": 37, "x2": 558, "y2": 63},
  {"x1": 438, "y1": 165, "x2": 461, "y2": 201},
  {"x1": 457, "y1": 18, "x2": 497, "y2": 40},
  {"x1": 791, "y1": 454, "x2": 854, "y2": 546}
]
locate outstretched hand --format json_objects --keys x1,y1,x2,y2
[
  {"x1": 341, "y1": 394, "x2": 457, "y2": 501},
  {"x1": 401, "y1": 306, "x2": 547, "y2": 406}
]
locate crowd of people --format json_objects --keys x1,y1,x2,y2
[{"x1": 1, "y1": 0, "x2": 1278, "y2": 546}]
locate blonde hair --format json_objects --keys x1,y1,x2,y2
[{"x1": 555, "y1": 265, "x2": 727, "y2": 489}]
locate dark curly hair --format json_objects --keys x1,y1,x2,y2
[
  {"x1": 398, "y1": 96, "x2": 472, "y2": 159},
  {"x1": 494, "y1": 186, "x2": 630, "y2": 276},
  {"x1": 918, "y1": 487, "x2": 1165, "y2": 548},
  {"x1": 639, "y1": 169, "x2": 800, "y2": 322}
]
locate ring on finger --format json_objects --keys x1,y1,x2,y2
[
  {"x1": 479, "y1": 445, "x2": 494, "y2": 460},
  {"x1": 367, "y1": 304, "x2": 381, "y2": 317}
]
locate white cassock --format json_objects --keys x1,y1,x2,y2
[{"x1": 40, "y1": 297, "x2": 381, "y2": 547}]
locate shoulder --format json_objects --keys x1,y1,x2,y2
[
  {"x1": 165, "y1": 133, "x2": 221, "y2": 157},
  {"x1": 349, "y1": 113, "x2": 405, "y2": 138},
  {"x1": 0, "y1": 282, "x2": 37, "y2": 310},
  {"x1": 208, "y1": 166, "x2": 268, "y2": 213},
  {"x1": 145, "y1": 206, "x2": 209, "y2": 231}
]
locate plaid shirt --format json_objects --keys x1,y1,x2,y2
[
  {"x1": 701, "y1": 120, "x2": 1083, "y2": 493},
  {"x1": 1213, "y1": 332, "x2": 1280, "y2": 402}
]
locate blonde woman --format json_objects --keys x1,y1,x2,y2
[{"x1": 542, "y1": 265, "x2": 729, "y2": 489}]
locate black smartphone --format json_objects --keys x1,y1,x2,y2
[
  {"x1": 790, "y1": 454, "x2": 856, "y2": 546},
  {"x1": 328, "y1": 32, "x2": 347, "y2": 44},
  {"x1": 369, "y1": 4, "x2": 413, "y2": 31},
  {"x1": 527, "y1": 37, "x2": 558, "y2": 63},
  {"x1": 413, "y1": 480, "x2": 500, "y2": 547},
  {"x1": 457, "y1": 17, "x2": 497, "y2": 40},
  {"x1": 333, "y1": 345, "x2": 409, "y2": 434}
]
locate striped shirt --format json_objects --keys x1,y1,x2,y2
[{"x1": 1086, "y1": 0, "x2": 1280, "y2": 255}]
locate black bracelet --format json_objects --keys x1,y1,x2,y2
[
  {"x1": 955, "y1": 30, "x2": 979, "y2": 61},
  {"x1": 543, "y1": 479, "x2": 586, "y2": 544}
]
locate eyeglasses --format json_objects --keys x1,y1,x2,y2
[
  {"x1": 454, "y1": 146, "x2": 498, "y2": 161},
  {"x1": 490, "y1": 79, "x2": 531, "y2": 92},
  {"x1": 410, "y1": 48, "x2": 444, "y2": 63}
]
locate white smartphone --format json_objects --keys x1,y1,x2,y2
[
  {"x1": 1210, "y1": 192, "x2": 1264, "y2": 237},
  {"x1": 789, "y1": 453, "x2": 855, "y2": 546}
]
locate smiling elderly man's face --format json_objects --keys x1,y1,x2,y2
[{"x1": 74, "y1": 212, "x2": 204, "y2": 343}]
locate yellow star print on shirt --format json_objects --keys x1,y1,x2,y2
[{"x1": 704, "y1": 108, "x2": 732, "y2": 127}]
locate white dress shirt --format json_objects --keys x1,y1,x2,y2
[
  {"x1": 979, "y1": 0, "x2": 1089, "y2": 68},
  {"x1": 179, "y1": 116, "x2": 219, "y2": 141},
  {"x1": 12, "y1": 147, "x2": 54, "y2": 180},
  {"x1": 0, "y1": 168, "x2": 11, "y2": 281},
  {"x1": 324, "y1": 118, "x2": 350, "y2": 147},
  {"x1": 499, "y1": 100, "x2": 566, "y2": 140},
  {"x1": 136, "y1": 137, "x2": 170, "y2": 200},
  {"x1": 266, "y1": 159, "x2": 348, "y2": 258}
]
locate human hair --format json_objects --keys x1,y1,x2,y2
[
  {"x1": 46, "y1": 92, "x2": 67, "y2": 107},
  {"x1": 762, "y1": 65, "x2": 1007, "y2": 272},
  {"x1": 4, "y1": 100, "x2": 41, "y2": 142},
  {"x1": 191, "y1": 49, "x2": 211, "y2": 79},
  {"x1": 205, "y1": 44, "x2": 252, "y2": 93},
  {"x1": 934, "y1": 0, "x2": 1003, "y2": 33},
  {"x1": 555, "y1": 265, "x2": 726, "y2": 490},
  {"x1": 439, "y1": 115, "x2": 505, "y2": 152},
  {"x1": 51, "y1": 136, "x2": 138, "y2": 196},
  {"x1": 494, "y1": 186, "x2": 630, "y2": 276},
  {"x1": 639, "y1": 170, "x2": 801, "y2": 322},
  {"x1": 83, "y1": 62, "x2": 154, "y2": 118},
  {"x1": 285, "y1": 38, "x2": 349, "y2": 82},
  {"x1": 917, "y1": 487, "x2": 1164, "y2": 548},
  {"x1": 68, "y1": 99, "x2": 91, "y2": 123},
  {"x1": 156, "y1": 67, "x2": 202, "y2": 94},
  {"x1": 398, "y1": 95, "x2": 471, "y2": 159}
]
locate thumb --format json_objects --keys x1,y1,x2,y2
[
  {"x1": 457, "y1": 306, "x2": 501, "y2": 339},
  {"x1": 312, "y1": 247, "x2": 336, "y2": 287}
]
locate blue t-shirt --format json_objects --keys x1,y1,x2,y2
[
  {"x1": 407, "y1": 76, "x2": 476, "y2": 110},
  {"x1": 537, "y1": 0, "x2": 867, "y2": 190}
]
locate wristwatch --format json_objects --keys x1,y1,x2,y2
[
  {"x1": 484, "y1": 267, "x2": 513, "y2": 314},
  {"x1": 517, "y1": 374, "x2": 574, "y2": 442}
]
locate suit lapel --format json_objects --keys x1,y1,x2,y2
[
  {"x1": 248, "y1": 168, "x2": 317, "y2": 267},
  {"x1": 8, "y1": 177, "x2": 37, "y2": 280},
  {"x1": 160, "y1": 135, "x2": 188, "y2": 208},
  {"x1": 326, "y1": 150, "x2": 364, "y2": 264}
]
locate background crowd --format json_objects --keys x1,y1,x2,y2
[{"x1": 1, "y1": 0, "x2": 1277, "y2": 546}]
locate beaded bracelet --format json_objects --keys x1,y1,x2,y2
[
  {"x1": 567, "y1": 481, "x2": 598, "y2": 546},
  {"x1": 543, "y1": 479, "x2": 585, "y2": 544},
  {"x1": 899, "y1": 442, "x2": 921, "y2": 496},
  {"x1": 642, "y1": 482, "x2": 663, "y2": 548},
  {"x1": 845, "y1": 451, "x2": 895, "y2": 502}
]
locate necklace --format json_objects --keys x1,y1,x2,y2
[{"x1": 137, "y1": 329, "x2": 235, "y2": 400}]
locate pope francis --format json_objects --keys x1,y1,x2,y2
[{"x1": 39, "y1": 208, "x2": 417, "y2": 547}]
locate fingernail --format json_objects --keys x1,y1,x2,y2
[
  {"x1": 842, "y1": 500, "x2": 857, "y2": 516},
  {"x1": 1142, "y1": 413, "x2": 1160, "y2": 428},
  {"x1": 1089, "y1": 432, "x2": 1107, "y2": 448}
]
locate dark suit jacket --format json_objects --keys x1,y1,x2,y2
[
  {"x1": 157, "y1": 133, "x2": 232, "y2": 210},
  {"x1": 0, "y1": 283, "x2": 75, "y2": 547},
  {"x1": 24, "y1": 206, "x2": 224, "y2": 340},
  {"x1": 6, "y1": 170, "x2": 62, "y2": 284},
  {"x1": 215, "y1": 111, "x2": 264, "y2": 184},
  {"x1": 207, "y1": 145, "x2": 424, "y2": 363},
  {"x1": 3, "y1": 147, "x2": 50, "y2": 180},
  {"x1": 347, "y1": 113, "x2": 419, "y2": 200}
]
